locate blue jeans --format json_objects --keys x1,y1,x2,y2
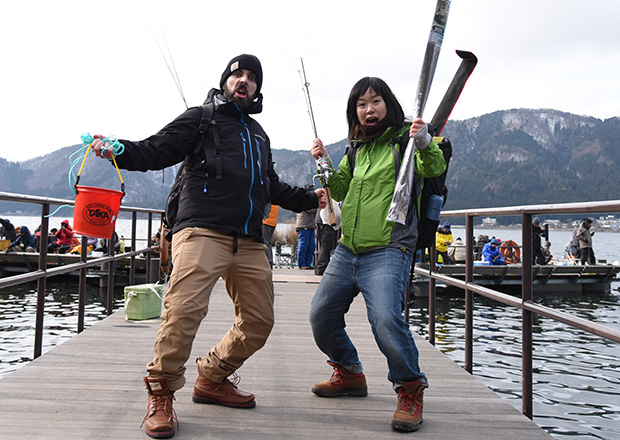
[
  {"x1": 297, "y1": 229, "x2": 315, "y2": 268},
  {"x1": 309, "y1": 245, "x2": 428, "y2": 389}
]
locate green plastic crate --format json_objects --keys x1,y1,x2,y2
[{"x1": 124, "y1": 284, "x2": 164, "y2": 320}]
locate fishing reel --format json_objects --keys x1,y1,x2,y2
[{"x1": 314, "y1": 155, "x2": 333, "y2": 186}]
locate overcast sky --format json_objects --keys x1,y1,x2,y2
[{"x1": 2, "y1": 0, "x2": 619, "y2": 163}]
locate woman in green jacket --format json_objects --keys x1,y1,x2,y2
[{"x1": 308, "y1": 77, "x2": 446, "y2": 433}]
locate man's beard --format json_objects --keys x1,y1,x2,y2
[{"x1": 223, "y1": 84, "x2": 254, "y2": 111}]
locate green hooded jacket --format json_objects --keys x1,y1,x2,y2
[{"x1": 328, "y1": 124, "x2": 446, "y2": 254}]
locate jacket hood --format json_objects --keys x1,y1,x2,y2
[{"x1": 19, "y1": 226, "x2": 31, "y2": 235}]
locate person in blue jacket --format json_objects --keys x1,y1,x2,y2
[
  {"x1": 4, "y1": 226, "x2": 36, "y2": 253},
  {"x1": 482, "y1": 238, "x2": 505, "y2": 265}
]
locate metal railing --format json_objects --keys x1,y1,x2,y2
[
  {"x1": 0, "y1": 191, "x2": 164, "y2": 359},
  {"x1": 415, "y1": 199, "x2": 620, "y2": 420}
]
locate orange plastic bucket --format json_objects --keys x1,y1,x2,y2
[{"x1": 73, "y1": 185, "x2": 124, "y2": 239}]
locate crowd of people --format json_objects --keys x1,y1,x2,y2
[
  {"x1": 424, "y1": 216, "x2": 598, "y2": 267},
  {"x1": 0, "y1": 217, "x2": 123, "y2": 255}
]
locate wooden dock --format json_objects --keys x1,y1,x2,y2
[
  {"x1": 414, "y1": 262, "x2": 620, "y2": 296},
  {"x1": 0, "y1": 269, "x2": 553, "y2": 440}
]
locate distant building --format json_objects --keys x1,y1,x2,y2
[
  {"x1": 482, "y1": 217, "x2": 497, "y2": 227},
  {"x1": 545, "y1": 219, "x2": 562, "y2": 228}
]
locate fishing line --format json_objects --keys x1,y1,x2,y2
[
  {"x1": 145, "y1": 22, "x2": 188, "y2": 110},
  {"x1": 143, "y1": 19, "x2": 189, "y2": 183},
  {"x1": 162, "y1": 26, "x2": 187, "y2": 109}
]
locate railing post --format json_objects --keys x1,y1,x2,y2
[
  {"x1": 106, "y1": 230, "x2": 115, "y2": 316},
  {"x1": 521, "y1": 212, "x2": 534, "y2": 419},
  {"x1": 146, "y1": 212, "x2": 153, "y2": 283},
  {"x1": 78, "y1": 235, "x2": 87, "y2": 333},
  {"x1": 34, "y1": 204, "x2": 49, "y2": 359},
  {"x1": 429, "y1": 244, "x2": 437, "y2": 345},
  {"x1": 464, "y1": 214, "x2": 474, "y2": 374},
  {"x1": 130, "y1": 211, "x2": 137, "y2": 286}
]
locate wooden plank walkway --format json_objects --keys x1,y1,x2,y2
[{"x1": 0, "y1": 269, "x2": 553, "y2": 440}]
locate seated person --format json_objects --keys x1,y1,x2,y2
[
  {"x1": 0, "y1": 218, "x2": 18, "y2": 242},
  {"x1": 151, "y1": 230, "x2": 161, "y2": 257},
  {"x1": 474, "y1": 234, "x2": 490, "y2": 260},
  {"x1": 93, "y1": 232, "x2": 120, "y2": 254},
  {"x1": 5, "y1": 226, "x2": 36, "y2": 253},
  {"x1": 48, "y1": 220, "x2": 75, "y2": 254},
  {"x1": 482, "y1": 238, "x2": 505, "y2": 265},
  {"x1": 448, "y1": 237, "x2": 466, "y2": 263},
  {"x1": 542, "y1": 240, "x2": 553, "y2": 264},
  {"x1": 70, "y1": 236, "x2": 98, "y2": 255}
]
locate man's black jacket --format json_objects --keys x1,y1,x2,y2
[{"x1": 116, "y1": 89, "x2": 318, "y2": 242}]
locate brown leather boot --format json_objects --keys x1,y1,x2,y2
[
  {"x1": 192, "y1": 358, "x2": 256, "y2": 408},
  {"x1": 391, "y1": 381, "x2": 425, "y2": 432},
  {"x1": 312, "y1": 361, "x2": 368, "y2": 397},
  {"x1": 142, "y1": 376, "x2": 178, "y2": 439}
]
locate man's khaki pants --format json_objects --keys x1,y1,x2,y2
[{"x1": 146, "y1": 227, "x2": 274, "y2": 391}]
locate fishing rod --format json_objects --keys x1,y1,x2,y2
[
  {"x1": 387, "y1": 0, "x2": 451, "y2": 224},
  {"x1": 299, "y1": 58, "x2": 336, "y2": 226},
  {"x1": 145, "y1": 22, "x2": 189, "y2": 183},
  {"x1": 299, "y1": 58, "x2": 318, "y2": 138}
]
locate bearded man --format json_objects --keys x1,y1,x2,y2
[{"x1": 91, "y1": 54, "x2": 326, "y2": 439}]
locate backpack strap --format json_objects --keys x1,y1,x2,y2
[
  {"x1": 391, "y1": 129, "x2": 410, "y2": 178},
  {"x1": 197, "y1": 100, "x2": 222, "y2": 179},
  {"x1": 347, "y1": 128, "x2": 411, "y2": 177},
  {"x1": 345, "y1": 142, "x2": 360, "y2": 176}
]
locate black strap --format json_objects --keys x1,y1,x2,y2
[
  {"x1": 197, "y1": 100, "x2": 222, "y2": 179},
  {"x1": 347, "y1": 128, "x2": 410, "y2": 176},
  {"x1": 214, "y1": 128, "x2": 222, "y2": 180},
  {"x1": 232, "y1": 232, "x2": 238, "y2": 254}
]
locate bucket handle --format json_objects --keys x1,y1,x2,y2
[{"x1": 74, "y1": 143, "x2": 125, "y2": 198}]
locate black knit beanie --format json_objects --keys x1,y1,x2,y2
[{"x1": 220, "y1": 54, "x2": 263, "y2": 96}]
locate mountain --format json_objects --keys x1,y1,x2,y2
[
  {"x1": 441, "y1": 109, "x2": 620, "y2": 210},
  {"x1": 1, "y1": 109, "x2": 619, "y2": 223}
]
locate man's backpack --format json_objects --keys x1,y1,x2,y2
[
  {"x1": 162, "y1": 94, "x2": 220, "y2": 241},
  {"x1": 345, "y1": 129, "x2": 452, "y2": 253}
]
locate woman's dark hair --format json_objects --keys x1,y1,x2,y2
[{"x1": 346, "y1": 77, "x2": 405, "y2": 140}]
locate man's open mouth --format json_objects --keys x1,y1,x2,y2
[{"x1": 236, "y1": 86, "x2": 248, "y2": 99}]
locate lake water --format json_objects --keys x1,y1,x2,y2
[
  {"x1": 411, "y1": 226, "x2": 620, "y2": 440},
  {"x1": 0, "y1": 215, "x2": 159, "y2": 378},
  {"x1": 1, "y1": 219, "x2": 619, "y2": 439}
]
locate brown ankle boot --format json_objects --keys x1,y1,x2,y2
[
  {"x1": 142, "y1": 376, "x2": 178, "y2": 439},
  {"x1": 312, "y1": 361, "x2": 368, "y2": 397},
  {"x1": 192, "y1": 358, "x2": 256, "y2": 408},
  {"x1": 391, "y1": 381, "x2": 425, "y2": 432}
]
